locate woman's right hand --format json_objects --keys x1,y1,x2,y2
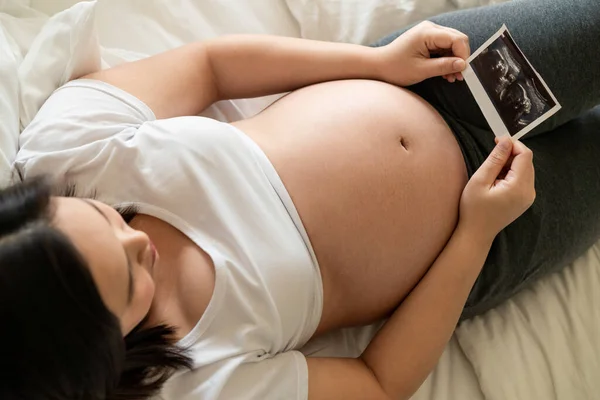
[{"x1": 459, "y1": 137, "x2": 536, "y2": 244}]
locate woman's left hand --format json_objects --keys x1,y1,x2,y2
[{"x1": 375, "y1": 21, "x2": 471, "y2": 86}]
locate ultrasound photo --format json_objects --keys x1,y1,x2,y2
[{"x1": 464, "y1": 26, "x2": 561, "y2": 140}]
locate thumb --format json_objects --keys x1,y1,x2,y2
[
  {"x1": 474, "y1": 138, "x2": 513, "y2": 184},
  {"x1": 423, "y1": 57, "x2": 466, "y2": 78}
]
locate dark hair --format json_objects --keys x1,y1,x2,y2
[{"x1": 0, "y1": 177, "x2": 192, "y2": 400}]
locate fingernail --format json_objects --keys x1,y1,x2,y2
[{"x1": 453, "y1": 59, "x2": 465, "y2": 71}]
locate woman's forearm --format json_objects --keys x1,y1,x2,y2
[
  {"x1": 84, "y1": 26, "x2": 468, "y2": 119},
  {"x1": 204, "y1": 35, "x2": 381, "y2": 100},
  {"x1": 360, "y1": 224, "x2": 493, "y2": 400}
]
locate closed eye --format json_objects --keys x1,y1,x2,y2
[{"x1": 82, "y1": 199, "x2": 135, "y2": 305}]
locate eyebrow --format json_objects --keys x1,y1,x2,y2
[{"x1": 82, "y1": 199, "x2": 135, "y2": 305}]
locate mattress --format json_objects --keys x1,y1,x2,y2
[{"x1": 1, "y1": 0, "x2": 598, "y2": 399}]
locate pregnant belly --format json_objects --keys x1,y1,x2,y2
[{"x1": 233, "y1": 80, "x2": 468, "y2": 335}]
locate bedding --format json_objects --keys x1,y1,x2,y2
[
  {"x1": 0, "y1": 0, "x2": 43, "y2": 186},
  {"x1": 19, "y1": 1, "x2": 101, "y2": 129},
  {"x1": 1, "y1": 0, "x2": 598, "y2": 399},
  {"x1": 0, "y1": 24, "x2": 19, "y2": 186}
]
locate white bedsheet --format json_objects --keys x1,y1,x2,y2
[{"x1": 2, "y1": 1, "x2": 599, "y2": 399}]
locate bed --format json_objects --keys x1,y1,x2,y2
[{"x1": 1, "y1": 0, "x2": 598, "y2": 399}]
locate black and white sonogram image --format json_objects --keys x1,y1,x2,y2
[{"x1": 470, "y1": 30, "x2": 557, "y2": 136}]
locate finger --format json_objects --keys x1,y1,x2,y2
[
  {"x1": 507, "y1": 140, "x2": 534, "y2": 178},
  {"x1": 444, "y1": 27, "x2": 471, "y2": 59},
  {"x1": 456, "y1": 72, "x2": 464, "y2": 81},
  {"x1": 451, "y1": 35, "x2": 471, "y2": 62},
  {"x1": 512, "y1": 139, "x2": 531, "y2": 154},
  {"x1": 426, "y1": 29, "x2": 470, "y2": 61},
  {"x1": 422, "y1": 57, "x2": 466, "y2": 78},
  {"x1": 473, "y1": 138, "x2": 513, "y2": 185},
  {"x1": 448, "y1": 75, "x2": 456, "y2": 83},
  {"x1": 430, "y1": 26, "x2": 471, "y2": 61}
]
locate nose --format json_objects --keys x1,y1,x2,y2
[{"x1": 121, "y1": 227, "x2": 150, "y2": 265}]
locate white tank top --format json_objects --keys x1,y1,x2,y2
[{"x1": 14, "y1": 79, "x2": 323, "y2": 399}]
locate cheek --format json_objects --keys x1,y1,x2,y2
[
  {"x1": 124, "y1": 270, "x2": 155, "y2": 332},
  {"x1": 136, "y1": 270, "x2": 156, "y2": 315},
  {"x1": 120, "y1": 269, "x2": 156, "y2": 335}
]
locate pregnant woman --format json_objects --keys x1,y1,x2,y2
[{"x1": 3, "y1": 0, "x2": 599, "y2": 399}]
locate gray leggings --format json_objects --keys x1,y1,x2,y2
[{"x1": 373, "y1": 0, "x2": 600, "y2": 319}]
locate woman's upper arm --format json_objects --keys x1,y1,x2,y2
[
  {"x1": 83, "y1": 43, "x2": 219, "y2": 120},
  {"x1": 307, "y1": 357, "x2": 391, "y2": 400}
]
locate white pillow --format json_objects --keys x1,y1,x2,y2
[
  {"x1": 0, "y1": 25, "x2": 20, "y2": 186},
  {"x1": 18, "y1": 0, "x2": 101, "y2": 130},
  {"x1": 0, "y1": 0, "x2": 47, "y2": 186},
  {"x1": 25, "y1": 0, "x2": 296, "y2": 123},
  {"x1": 284, "y1": 0, "x2": 511, "y2": 44},
  {"x1": 92, "y1": 0, "x2": 300, "y2": 53},
  {"x1": 0, "y1": 1, "x2": 47, "y2": 58},
  {"x1": 90, "y1": 0, "x2": 300, "y2": 121},
  {"x1": 284, "y1": 0, "x2": 460, "y2": 44},
  {"x1": 27, "y1": 0, "x2": 80, "y2": 16}
]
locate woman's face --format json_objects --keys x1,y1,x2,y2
[{"x1": 52, "y1": 197, "x2": 156, "y2": 335}]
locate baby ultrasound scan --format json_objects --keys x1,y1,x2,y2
[{"x1": 463, "y1": 26, "x2": 561, "y2": 140}]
